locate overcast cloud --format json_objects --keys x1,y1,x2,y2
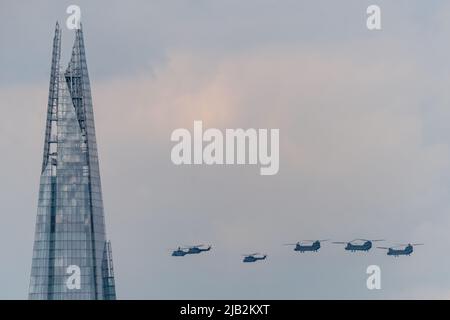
[{"x1": 1, "y1": 0, "x2": 450, "y2": 299}]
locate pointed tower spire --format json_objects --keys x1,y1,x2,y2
[
  {"x1": 41, "y1": 22, "x2": 61, "y2": 173},
  {"x1": 29, "y1": 23, "x2": 116, "y2": 300},
  {"x1": 64, "y1": 21, "x2": 116, "y2": 300}
]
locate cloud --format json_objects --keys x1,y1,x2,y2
[
  {"x1": 75, "y1": 46, "x2": 449, "y2": 298},
  {"x1": 1, "y1": 0, "x2": 450, "y2": 299}
]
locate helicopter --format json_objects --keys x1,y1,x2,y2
[
  {"x1": 171, "y1": 247, "x2": 188, "y2": 257},
  {"x1": 377, "y1": 243, "x2": 424, "y2": 257},
  {"x1": 242, "y1": 253, "x2": 267, "y2": 263},
  {"x1": 184, "y1": 244, "x2": 212, "y2": 255},
  {"x1": 332, "y1": 239, "x2": 384, "y2": 252},
  {"x1": 284, "y1": 239, "x2": 329, "y2": 252}
]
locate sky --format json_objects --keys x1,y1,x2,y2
[{"x1": 1, "y1": 0, "x2": 450, "y2": 299}]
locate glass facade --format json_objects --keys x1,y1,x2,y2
[{"x1": 29, "y1": 23, "x2": 116, "y2": 300}]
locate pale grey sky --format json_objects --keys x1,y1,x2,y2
[{"x1": 1, "y1": 0, "x2": 450, "y2": 299}]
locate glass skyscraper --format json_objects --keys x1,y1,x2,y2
[{"x1": 29, "y1": 22, "x2": 116, "y2": 300}]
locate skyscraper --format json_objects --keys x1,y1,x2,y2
[{"x1": 29, "y1": 22, "x2": 116, "y2": 300}]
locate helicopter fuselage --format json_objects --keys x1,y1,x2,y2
[
  {"x1": 243, "y1": 255, "x2": 267, "y2": 263},
  {"x1": 172, "y1": 249, "x2": 188, "y2": 256},
  {"x1": 345, "y1": 241, "x2": 372, "y2": 252},
  {"x1": 186, "y1": 247, "x2": 211, "y2": 254},
  {"x1": 295, "y1": 241, "x2": 321, "y2": 252},
  {"x1": 387, "y1": 245, "x2": 413, "y2": 256}
]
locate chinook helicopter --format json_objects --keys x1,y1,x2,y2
[
  {"x1": 332, "y1": 239, "x2": 384, "y2": 252},
  {"x1": 242, "y1": 253, "x2": 267, "y2": 263},
  {"x1": 377, "y1": 243, "x2": 424, "y2": 256},
  {"x1": 284, "y1": 239, "x2": 329, "y2": 253}
]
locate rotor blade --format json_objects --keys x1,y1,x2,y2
[
  {"x1": 376, "y1": 247, "x2": 389, "y2": 249},
  {"x1": 318, "y1": 239, "x2": 330, "y2": 242},
  {"x1": 332, "y1": 242, "x2": 347, "y2": 244},
  {"x1": 300, "y1": 240, "x2": 315, "y2": 242},
  {"x1": 412, "y1": 243, "x2": 424, "y2": 246},
  {"x1": 183, "y1": 244, "x2": 204, "y2": 248},
  {"x1": 370, "y1": 239, "x2": 385, "y2": 242}
]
